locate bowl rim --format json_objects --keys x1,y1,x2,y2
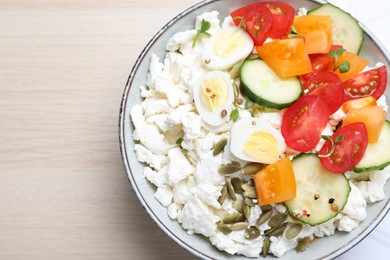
[{"x1": 118, "y1": 0, "x2": 390, "y2": 259}]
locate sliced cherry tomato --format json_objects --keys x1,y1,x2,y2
[
  {"x1": 256, "y1": 37, "x2": 312, "y2": 77},
  {"x1": 253, "y1": 157, "x2": 296, "y2": 206},
  {"x1": 303, "y1": 71, "x2": 343, "y2": 114},
  {"x1": 319, "y1": 122, "x2": 368, "y2": 173},
  {"x1": 293, "y1": 15, "x2": 333, "y2": 54},
  {"x1": 262, "y1": 1, "x2": 295, "y2": 39},
  {"x1": 245, "y1": 6, "x2": 273, "y2": 46},
  {"x1": 230, "y1": 3, "x2": 258, "y2": 26},
  {"x1": 281, "y1": 95, "x2": 330, "y2": 152},
  {"x1": 343, "y1": 66, "x2": 388, "y2": 101},
  {"x1": 341, "y1": 96, "x2": 377, "y2": 113},
  {"x1": 300, "y1": 45, "x2": 343, "y2": 84},
  {"x1": 342, "y1": 106, "x2": 386, "y2": 143}
]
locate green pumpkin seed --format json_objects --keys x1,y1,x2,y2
[
  {"x1": 246, "y1": 53, "x2": 259, "y2": 60},
  {"x1": 244, "y1": 197, "x2": 255, "y2": 207},
  {"x1": 232, "y1": 200, "x2": 243, "y2": 213},
  {"x1": 243, "y1": 187, "x2": 257, "y2": 199},
  {"x1": 230, "y1": 222, "x2": 248, "y2": 231},
  {"x1": 264, "y1": 223, "x2": 287, "y2": 237},
  {"x1": 241, "y1": 182, "x2": 254, "y2": 191},
  {"x1": 231, "y1": 177, "x2": 244, "y2": 194},
  {"x1": 296, "y1": 237, "x2": 311, "y2": 253},
  {"x1": 216, "y1": 222, "x2": 232, "y2": 235},
  {"x1": 218, "y1": 185, "x2": 228, "y2": 205},
  {"x1": 213, "y1": 138, "x2": 228, "y2": 156},
  {"x1": 262, "y1": 237, "x2": 270, "y2": 257},
  {"x1": 222, "y1": 213, "x2": 241, "y2": 224},
  {"x1": 256, "y1": 209, "x2": 273, "y2": 226},
  {"x1": 286, "y1": 223, "x2": 303, "y2": 240},
  {"x1": 243, "y1": 204, "x2": 251, "y2": 221},
  {"x1": 260, "y1": 205, "x2": 273, "y2": 212},
  {"x1": 225, "y1": 178, "x2": 237, "y2": 201},
  {"x1": 244, "y1": 226, "x2": 260, "y2": 240},
  {"x1": 241, "y1": 162, "x2": 266, "y2": 175},
  {"x1": 268, "y1": 213, "x2": 287, "y2": 228},
  {"x1": 229, "y1": 60, "x2": 244, "y2": 79},
  {"x1": 235, "y1": 213, "x2": 245, "y2": 223},
  {"x1": 219, "y1": 163, "x2": 241, "y2": 175}
]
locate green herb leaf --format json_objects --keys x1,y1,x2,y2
[
  {"x1": 328, "y1": 48, "x2": 347, "y2": 71},
  {"x1": 335, "y1": 135, "x2": 344, "y2": 143},
  {"x1": 288, "y1": 25, "x2": 304, "y2": 39},
  {"x1": 328, "y1": 48, "x2": 345, "y2": 60},
  {"x1": 192, "y1": 19, "x2": 211, "y2": 48},
  {"x1": 230, "y1": 108, "x2": 239, "y2": 122},
  {"x1": 245, "y1": 100, "x2": 254, "y2": 109},
  {"x1": 321, "y1": 135, "x2": 332, "y2": 141},
  {"x1": 339, "y1": 61, "x2": 350, "y2": 73},
  {"x1": 176, "y1": 137, "x2": 184, "y2": 147}
]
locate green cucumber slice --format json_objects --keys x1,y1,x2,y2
[
  {"x1": 240, "y1": 59, "x2": 302, "y2": 110},
  {"x1": 285, "y1": 154, "x2": 351, "y2": 226},
  {"x1": 353, "y1": 120, "x2": 390, "y2": 173},
  {"x1": 308, "y1": 3, "x2": 364, "y2": 54}
]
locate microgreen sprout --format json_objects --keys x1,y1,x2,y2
[
  {"x1": 328, "y1": 48, "x2": 350, "y2": 73},
  {"x1": 192, "y1": 19, "x2": 211, "y2": 48},
  {"x1": 318, "y1": 135, "x2": 344, "y2": 158},
  {"x1": 288, "y1": 25, "x2": 304, "y2": 39}
]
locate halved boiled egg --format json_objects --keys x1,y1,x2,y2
[
  {"x1": 230, "y1": 118, "x2": 286, "y2": 164},
  {"x1": 193, "y1": 71, "x2": 234, "y2": 126},
  {"x1": 202, "y1": 26, "x2": 254, "y2": 70}
]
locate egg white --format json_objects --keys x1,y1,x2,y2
[
  {"x1": 202, "y1": 26, "x2": 254, "y2": 70},
  {"x1": 193, "y1": 71, "x2": 234, "y2": 126},
  {"x1": 230, "y1": 118, "x2": 286, "y2": 164}
]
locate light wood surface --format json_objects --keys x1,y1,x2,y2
[
  {"x1": 0, "y1": 0, "x2": 198, "y2": 259},
  {"x1": 1, "y1": 0, "x2": 390, "y2": 259}
]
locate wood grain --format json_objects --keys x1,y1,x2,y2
[{"x1": 0, "y1": 0, "x2": 198, "y2": 259}]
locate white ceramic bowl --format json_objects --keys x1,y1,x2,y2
[{"x1": 119, "y1": 0, "x2": 390, "y2": 259}]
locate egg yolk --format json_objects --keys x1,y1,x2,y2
[
  {"x1": 199, "y1": 77, "x2": 228, "y2": 111},
  {"x1": 214, "y1": 30, "x2": 247, "y2": 57},
  {"x1": 244, "y1": 132, "x2": 279, "y2": 163}
]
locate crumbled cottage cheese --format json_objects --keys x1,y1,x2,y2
[{"x1": 130, "y1": 10, "x2": 390, "y2": 258}]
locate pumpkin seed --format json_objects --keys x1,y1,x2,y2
[
  {"x1": 256, "y1": 209, "x2": 273, "y2": 226},
  {"x1": 231, "y1": 177, "x2": 244, "y2": 194},
  {"x1": 235, "y1": 213, "x2": 245, "y2": 223},
  {"x1": 286, "y1": 223, "x2": 303, "y2": 240},
  {"x1": 213, "y1": 138, "x2": 228, "y2": 156},
  {"x1": 241, "y1": 162, "x2": 266, "y2": 175},
  {"x1": 225, "y1": 178, "x2": 237, "y2": 201},
  {"x1": 264, "y1": 223, "x2": 287, "y2": 237},
  {"x1": 262, "y1": 237, "x2": 270, "y2": 257},
  {"x1": 296, "y1": 237, "x2": 311, "y2": 253},
  {"x1": 244, "y1": 197, "x2": 255, "y2": 207},
  {"x1": 232, "y1": 200, "x2": 243, "y2": 213},
  {"x1": 218, "y1": 185, "x2": 228, "y2": 205},
  {"x1": 268, "y1": 213, "x2": 287, "y2": 228},
  {"x1": 219, "y1": 163, "x2": 241, "y2": 175},
  {"x1": 243, "y1": 204, "x2": 251, "y2": 220},
  {"x1": 222, "y1": 213, "x2": 241, "y2": 224},
  {"x1": 247, "y1": 53, "x2": 259, "y2": 60},
  {"x1": 260, "y1": 205, "x2": 273, "y2": 212},
  {"x1": 229, "y1": 60, "x2": 244, "y2": 79},
  {"x1": 244, "y1": 226, "x2": 260, "y2": 240},
  {"x1": 216, "y1": 222, "x2": 232, "y2": 235},
  {"x1": 243, "y1": 187, "x2": 257, "y2": 199},
  {"x1": 230, "y1": 222, "x2": 248, "y2": 231}
]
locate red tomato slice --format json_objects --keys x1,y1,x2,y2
[
  {"x1": 245, "y1": 6, "x2": 273, "y2": 46},
  {"x1": 281, "y1": 95, "x2": 330, "y2": 152},
  {"x1": 319, "y1": 122, "x2": 368, "y2": 173},
  {"x1": 303, "y1": 71, "x2": 344, "y2": 114},
  {"x1": 261, "y1": 1, "x2": 295, "y2": 39},
  {"x1": 343, "y1": 66, "x2": 388, "y2": 101}
]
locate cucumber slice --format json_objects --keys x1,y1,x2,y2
[
  {"x1": 353, "y1": 120, "x2": 390, "y2": 173},
  {"x1": 308, "y1": 3, "x2": 364, "y2": 54},
  {"x1": 285, "y1": 154, "x2": 351, "y2": 226},
  {"x1": 240, "y1": 59, "x2": 302, "y2": 110}
]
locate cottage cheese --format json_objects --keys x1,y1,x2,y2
[{"x1": 130, "y1": 9, "x2": 390, "y2": 259}]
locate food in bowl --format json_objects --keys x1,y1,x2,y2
[{"x1": 129, "y1": 1, "x2": 390, "y2": 258}]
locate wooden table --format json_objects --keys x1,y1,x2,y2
[{"x1": 1, "y1": 0, "x2": 389, "y2": 259}]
